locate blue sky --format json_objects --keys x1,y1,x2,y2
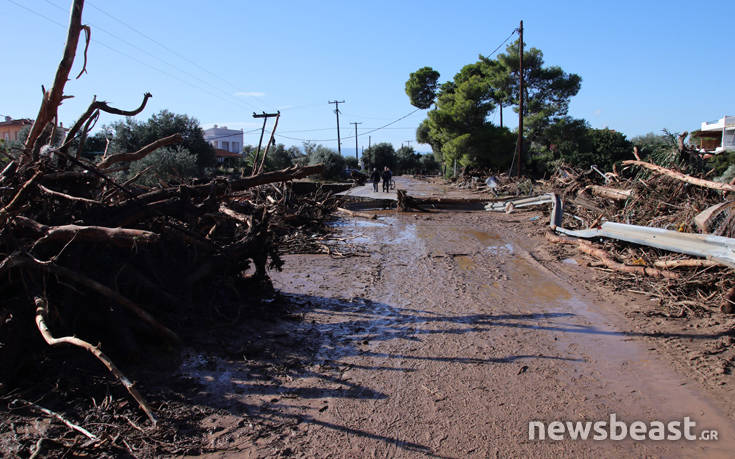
[{"x1": 2, "y1": 0, "x2": 734, "y2": 155}]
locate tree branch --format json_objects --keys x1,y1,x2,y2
[
  {"x1": 623, "y1": 160, "x2": 735, "y2": 193},
  {"x1": 34, "y1": 296, "x2": 157, "y2": 425},
  {"x1": 25, "y1": 0, "x2": 86, "y2": 160},
  {"x1": 96, "y1": 133, "x2": 182, "y2": 170},
  {"x1": 61, "y1": 92, "x2": 153, "y2": 155}
]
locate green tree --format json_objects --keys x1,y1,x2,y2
[
  {"x1": 419, "y1": 154, "x2": 441, "y2": 174},
  {"x1": 125, "y1": 146, "x2": 199, "y2": 186},
  {"x1": 631, "y1": 131, "x2": 671, "y2": 159},
  {"x1": 408, "y1": 39, "x2": 581, "y2": 174},
  {"x1": 107, "y1": 110, "x2": 215, "y2": 169},
  {"x1": 307, "y1": 144, "x2": 346, "y2": 180},
  {"x1": 344, "y1": 156, "x2": 359, "y2": 169},
  {"x1": 405, "y1": 67, "x2": 440, "y2": 109},
  {"x1": 395, "y1": 146, "x2": 421, "y2": 174},
  {"x1": 491, "y1": 39, "x2": 582, "y2": 142},
  {"x1": 361, "y1": 142, "x2": 396, "y2": 172}
]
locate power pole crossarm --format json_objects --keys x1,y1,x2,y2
[{"x1": 251, "y1": 111, "x2": 280, "y2": 176}]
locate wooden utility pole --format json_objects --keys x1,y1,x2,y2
[
  {"x1": 515, "y1": 20, "x2": 524, "y2": 177},
  {"x1": 405, "y1": 140, "x2": 413, "y2": 148},
  {"x1": 350, "y1": 121, "x2": 362, "y2": 163},
  {"x1": 251, "y1": 111, "x2": 279, "y2": 175},
  {"x1": 256, "y1": 111, "x2": 280, "y2": 175},
  {"x1": 328, "y1": 100, "x2": 345, "y2": 155},
  {"x1": 368, "y1": 135, "x2": 372, "y2": 169}
]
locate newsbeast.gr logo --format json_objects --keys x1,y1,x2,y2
[{"x1": 528, "y1": 414, "x2": 719, "y2": 441}]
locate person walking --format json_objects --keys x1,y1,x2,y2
[
  {"x1": 381, "y1": 166, "x2": 393, "y2": 192},
  {"x1": 370, "y1": 168, "x2": 381, "y2": 192}
]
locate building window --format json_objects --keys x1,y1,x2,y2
[
  {"x1": 232, "y1": 142, "x2": 239, "y2": 152},
  {"x1": 211, "y1": 140, "x2": 218, "y2": 148},
  {"x1": 222, "y1": 141, "x2": 229, "y2": 151}
]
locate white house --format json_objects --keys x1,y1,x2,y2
[
  {"x1": 694, "y1": 116, "x2": 735, "y2": 153},
  {"x1": 203, "y1": 125, "x2": 244, "y2": 163}
]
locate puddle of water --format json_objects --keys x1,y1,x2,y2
[
  {"x1": 507, "y1": 256, "x2": 572, "y2": 303},
  {"x1": 466, "y1": 229, "x2": 501, "y2": 244},
  {"x1": 562, "y1": 257, "x2": 578, "y2": 265},
  {"x1": 454, "y1": 255, "x2": 475, "y2": 271},
  {"x1": 485, "y1": 242, "x2": 514, "y2": 256},
  {"x1": 330, "y1": 219, "x2": 386, "y2": 229}
]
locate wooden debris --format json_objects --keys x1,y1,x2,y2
[{"x1": 623, "y1": 160, "x2": 735, "y2": 193}]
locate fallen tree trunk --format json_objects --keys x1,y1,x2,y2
[
  {"x1": 652, "y1": 259, "x2": 721, "y2": 269},
  {"x1": 13, "y1": 216, "x2": 159, "y2": 247},
  {"x1": 623, "y1": 160, "x2": 735, "y2": 193},
  {"x1": 120, "y1": 164, "x2": 324, "y2": 206},
  {"x1": 583, "y1": 185, "x2": 632, "y2": 201},
  {"x1": 545, "y1": 231, "x2": 679, "y2": 279}
]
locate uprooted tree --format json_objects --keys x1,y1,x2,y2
[{"x1": 0, "y1": 0, "x2": 325, "y2": 425}]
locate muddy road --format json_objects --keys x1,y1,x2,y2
[{"x1": 180, "y1": 176, "x2": 735, "y2": 457}]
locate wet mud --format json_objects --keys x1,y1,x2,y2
[{"x1": 174, "y1": 176, "x2": 735, "y2": 457}]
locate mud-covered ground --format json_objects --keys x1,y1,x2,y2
[{"x1": 3, "y1": 176, "x2": 735, "y2": 457}]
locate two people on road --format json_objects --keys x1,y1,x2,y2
[
  {"x1": 370, "y1": 167, "x2": 393, "y2": 192},
  {"x1": 381, "y1": 166, "x2": 393, "y2": 192}
]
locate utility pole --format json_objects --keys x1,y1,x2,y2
[
  {"x1": 350, "y1": 121, "x2": 362, "y2": 163},
  {"x1": 368, "y1": 135, "x2": 372, "y2": 169},
  {"x1": 515, "y1": 20, "x2": 524, "y2": 177},
  {"x1": 256, "y1": 111, "x2": 280, "y2": 175},
  {"x1": 251, "y1": 111, "x2": 279, "y2": 175},
  {"x1": 328, "y1": 100, "x2": 345, "y2": 155},
  {"x1": 405, "y1": 140, "x2": 413, "y2": 149}
]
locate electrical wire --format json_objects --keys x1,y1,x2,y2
[
  {"x1": 270, "y1": 108, "x2": 423, "y2": 143},
  {"x1": 38, "y1": 0, "x2": 265, "y2": 112},
  {"x1": 485, "y1": 28, "x2": 517, "y2": 58},
  {"x1": 7, "y1": 0, "x2": 277, "y2": 119}
]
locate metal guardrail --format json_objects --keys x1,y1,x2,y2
[{"x1": 556, "y1": 222, "x2": 735, "y2": 268}]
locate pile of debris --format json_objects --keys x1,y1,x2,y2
[
  {"x1": 486, "y1": 158, "x2": 735, "y2": 314},
  {"x1": 0, "y1": 1, "x2": 336, "y2": 444}
]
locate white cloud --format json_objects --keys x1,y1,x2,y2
[{"x1": 234, "y1": 91, "x2": 265, "y2": 97}]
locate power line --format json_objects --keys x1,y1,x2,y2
[
  {"x1": 40, "y1": 0, "x2": 264, "y2": 112},
  {"x1": 271, "y1": 107, "x2": 423, "y2": 143},
  {"x1": 485, "y1": 28, "x2": 518, "y2": 58},
  {"x1": 85, "y1": 0, "x2": 250, "y2": 98},
  {"x1": 8, "y1": 0, "x2": 268, "y2": 116}
]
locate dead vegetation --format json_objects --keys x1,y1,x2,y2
[{"x1": 0, "y1": 1, "x2": 346, "y2": 455}]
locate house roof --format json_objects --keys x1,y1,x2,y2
[
  {"x1": 0, "y1": 118, "x2": 33, "y2": 128},
  {"x1": 215, "y1": 149, "x2": 242, "y2": 158}
]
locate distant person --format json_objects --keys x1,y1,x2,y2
[
  {"x1": 382, "y1": 166, "x2": 393, "y2": 192},
  {"x1": 370, "y1": 168, "x2": 381, "y2": 192}
]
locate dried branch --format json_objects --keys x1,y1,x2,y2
[
  {"x1": 546, "y1": 231, "x2": 679, "y2": 279},
  {"x1": 623, "y1": 160, "x2": 735, "y2": 193},
  {"x1": 96, "y1": 133, "x2": 182, "y2": 170},
  {"x1": 25, "y1": 0, "x2": 86, "y2": 160},
  {"x1": 653, "y1": 259, "x2": 721, "y2": 269},
  {"x1": 61, "y1": 92, "x2": 153, "y2": 154},
  {"x1": 34, "y1": 296, "x2": 157, "y2": 425},
  {"x1": 37, "y1": 184, "x2": 102, "y2": 204},
  {"x1": 13, "y1": 216, "x2": 159, "y2": 247},
  {"x1": 0, "y1": 170, "x2": 42, "y2": 226},
  {"x1": 75, "y1": 24, "x2": 91, "y2": 79}
]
